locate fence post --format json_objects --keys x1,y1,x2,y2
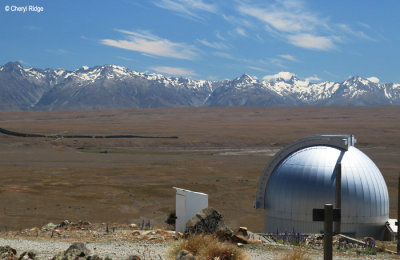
[
  {"x1": 334, "y1": 163, "x2": 341, "y2": 234},
  {"x1": 324, "y1": 204, "x2": 333, "y2": 260},
  {"x1": 397, "y1": 175, "x2": 400, "y2": 253}
]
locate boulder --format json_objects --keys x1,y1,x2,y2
[
  {"x1": 231, "y1": 227, "x2": 249, "y2": 244},
  {"x1": 57, "y1": 220, "x2": 70, "y2": 228},
  {"x1": 184, "y1": 207, "x2": 232, "y2": 238},
  {"x1": 42, "y1": 222, "x2": 57, "y2": 230},
  {"x1": 52, "y1": 243, "x2": 91, "y2": 260},
  {"x1": 175, "y1": 250, "x2": 194, "y2": 260},
  {"x1": 0, "y1": 246, "x2": 17, "y2": 260},
  {"x1": 18, "y1": 251, "x2": 36, "y2": 260}
]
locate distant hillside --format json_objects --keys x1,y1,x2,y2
[{"x1": 1, "y1": 62, "x2": 399, "y2": 111}]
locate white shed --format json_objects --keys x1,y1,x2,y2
[{"x1": 173, "y1": 187, "x2": 208, "y2": 233}]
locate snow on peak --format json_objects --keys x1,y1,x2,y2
[
  {"x1": 367, "y1": 76, "x2": 380, "y2": 83},
  {"x1": 263, "y1": 72, "x2": 296, "y2": 82},
  {"x1": 81, "y1": 66, "x2": 90, "y2": 70},
  {"x1": 237, "y1": 74, "x2": 258, "y2": 83}
]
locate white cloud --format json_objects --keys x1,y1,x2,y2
[
  {"x1": 238, "y1": 5, "x2": 320, "y2": 33},
  {"x1": 263, "y1": 72, "x2": 295, "y2": 81},
  {"x1": 305, "y1": 75, "x2": 321, "y2": 82},
  {"x1": 215, "y1": 32, "x2": 227, "y2": 41},
  {"x1": 247, "y1": 66, "x2": 269, "y2": 72},
  {"x1": 268, "y1": 58, "x2": 287, "y2": 68},
  {"x1": 47, "y1": 49, "x2": 70, "y2": 55},
  {"x1": 279, "y1": 54, "x2": 298, "y2": 62},
  {"x1": 152, "y1": 0, "x2": 217, "y2": 20},
  {"x1": 367, "y1": 76, "x2": 379, "y2": 83},
  {"x1": 337, "y1": 24, "x2": 376, "y2": 42},
  {"x1": 236, "y1": 28, "x2": 247, "y2": 37},
  {"x1": 197, "y1": 39, "x2": 228, "y2": 49},
  {"x1": 287, "y1": 34, "x2": 335, "y2": 50},
  {"x1": 213, "y1": 51, "x2": 235, "y2": 60},
  {"x1": 101, "y1": 30, "x2": 197, "y2": 60},
  {"x1": 237, "y1": 1, "x2": 339, "y2": 51},
  {"x1": 151, "y1": 66, "x2": 197, "y2": 76},
  {"x1": 222, "y1": 14, "x2": 252, "y2": 28},
  {"x1": 116, "y1": 56, "x2": 136, "y2": 62},
  {"x1": 213, "y1": 52, "x2": 250, "y2": 63}
]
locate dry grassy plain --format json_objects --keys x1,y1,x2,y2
[{"x1": 0, "y1": 106, "x2": 399, "y2": 233}]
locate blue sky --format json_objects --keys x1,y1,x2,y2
[{"x1": 1, "y1": 0, "x2": 399, "y2": 83}]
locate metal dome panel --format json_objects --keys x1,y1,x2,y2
[{"x1": 262, "y1": 144, "x2": 389, "y2": 239}]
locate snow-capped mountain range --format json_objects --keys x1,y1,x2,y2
[{"x1": 1, "y1": 61, "x2": 399, "y2": 110}]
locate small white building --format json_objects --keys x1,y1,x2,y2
[{"x1": 173, "y1": 187, "x2": 208, "y2": 233}]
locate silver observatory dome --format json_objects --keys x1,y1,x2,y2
[{"x1": 255, "y1": 135, "x2": 389, "y2": 239}]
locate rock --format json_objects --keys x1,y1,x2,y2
[
  {"x1": 18, "y1": 251, "x2": 36, "y2": 260},
  {"x1": 175, "y1": 250, "x2": 194, "y2": 260},
  {"x1": 132, "y1": 231, "x2": 141, "y2": 236},
  {"x1": 184, "y1": 207, "x2": 232, "y2": 238},
  {"x1": 52, "y1": 242, "x2": 91, "y2": 260},
  {"x1": 231, "y1": 233, "x2": 248, "y2": 244},
  {"x1": 87, "y1": 255, "x2": 101, "y2": 260},
  {"x1": 237, "y1": 243, "x2": 244, "y2": 247},
  {"x1": 125, "y1": 256, "x2": 141, "y2": 260},
  {"x1": 64, "y1": 243, "x2": 90, "y2": 258},
  {"x1": 238, "y1": 227, "x2": 248, "y2": 237},
  {"x1": 0, "y1": 245, "x2": 17, "y2": 259},
  {"x1": 231, "y1": 227, "x2": 249, "y2": 244},
  {"x1": 129, "y1": 224, "x2": 138, "y2": 229},
  {"x1": 57, "y1": 220, "x2": 70, "y2": 228},
  {"x1": 42, "y1": 222, "x2": 57, "y2": 230}
]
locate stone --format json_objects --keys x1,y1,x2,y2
[
  {"x1": 231, "y1": 227, "x2": 249, "y2": 244},
  {"x1": 132, "y1": 231, "x2": 141, "y2": 236},
  {"x1": 18, "y1": 251, "x2": 36, "y2": 260},
  {"x1": 42, "y1": 222, "x2": 57, "y2": 230},
  {"x1": 0, "y1": 246, "x2": 17, "y2": 259},
  {"x1": 184, "y1": 207, "x2": 232, "y2": 238},
  {"x1": 129, "y1": 224, "x2": 138, "y2": 229},
  {"x1": 238, "y1": 227, "x2": 248, "y2": 237},
  {"x1": 231, "y1": 233, "x2": 249, "y2": 244},
  {"x1": 52, "y1": 242, "x2": 91, "y2": 260},
  {"x1": 125, "y1": 256, "x2": 141, "y2": 260},
  {"x1": 57, "y1": 220, "x2": 70, "y2": 228},
  {"x1": 64, "y1": 243, "x2": 90, "y2": 258},
  {"x1": 175, "y1": 250, "x2": 194, "y2": 260},
  {"x1": 237, "y1": 243, "x2": 244, "y2": 247}
]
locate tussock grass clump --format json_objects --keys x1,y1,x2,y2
[
  {"x1": 279, "y1": 249, "x2": 311, "y2": 260},
  {"x1": 169, "y1": 234, "x2": 247, "y2": 260}
]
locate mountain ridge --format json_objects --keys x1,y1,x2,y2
[{"x1": 1, "y1": 61, "x2": 399, "y2": 111}]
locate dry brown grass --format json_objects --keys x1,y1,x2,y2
[
  {"x1": 0, "y1": 106, "x2": 399, "y2": 232},
  {"x1": 168, "y1": 234, "x2": 247, "y2": 260},
  {"x1": 279, "y1": 249, "x2": 312, "y2": 260}
]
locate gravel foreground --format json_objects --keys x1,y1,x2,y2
[
  {"x1": 0, "y1": 237, "x2": 395, "y2": 260},
  {"x1": 0, "y1": 237, "x2": 282, "y2": 260}
]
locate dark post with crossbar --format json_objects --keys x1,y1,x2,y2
[
  {"x1": 334, "y1": 163, "x2": 341, "y2": 234},
  {"x1": 397, "y1": 175, "x2": 400, "y2": 254},
  {"x1": 324, "y1": 204, "x2": 333, "y2": 260}
]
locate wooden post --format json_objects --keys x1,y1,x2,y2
[
  {"x1": 334, "y1": 163, "x2": 341, "y2": 234},
  {"x1": 324, "y1": 204, "x2": 333, "y2": 260},
  {"x1": 397, "y1": 175, "x2": 400, "y2": 254}
]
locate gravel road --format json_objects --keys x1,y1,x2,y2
[{"x1": 0, "y1": 238, "x2": 395, "y2": 259}]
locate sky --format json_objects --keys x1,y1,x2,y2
[{"x1": 0, "y1": 0, "x2": 399, "y2": 83}]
